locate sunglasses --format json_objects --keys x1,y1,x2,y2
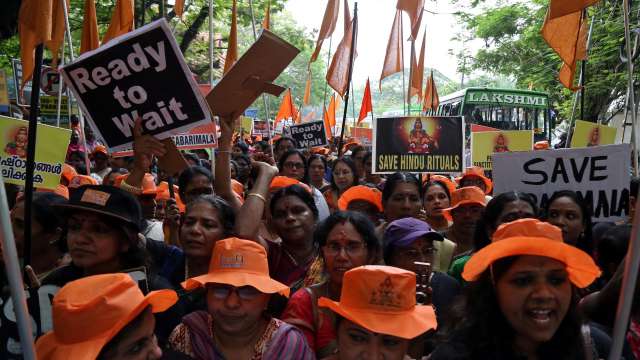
[{"x1": 207, "y1": 284, "x2": 261, "y2": 300}]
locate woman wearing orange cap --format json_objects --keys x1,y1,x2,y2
[
  {"x1": 430, "y1": 219, "x2": 604, "y2": 360},
  {"x1": 422, "y1": 175, "x2": 456, "y2": 232},
  {"x1": 319, "y1": 265, "x2": 438, "y2": 360},
  {"x1": 337, "y1": 185, "x2": 383, "y2": 226},
  {"x1": 281, "y1": 211, "x2": 381, "y2": 358},
  {"x1": 323, "y1": 158, "x2": 359, "y2": 213},
  {"x1": 36, "y1": 273, "x2": 179, "y2": 360},
  {"x1": 169, "y1": 238, "x2": 313, "y2": 359},
  {"x1": 441, "y1": 186, "x2": 487, "y2": 257}
]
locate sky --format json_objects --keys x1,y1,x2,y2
[{"x1": 285, "y1": 0, "x2": 475, "y2": 86}]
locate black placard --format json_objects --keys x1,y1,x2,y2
[{"x1": 288, "y1": 120, "x2": 328, "y2": 149}]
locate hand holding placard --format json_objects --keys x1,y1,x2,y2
[{"x1": 133, "y1": 118, "x2": 166, "y2": 171}]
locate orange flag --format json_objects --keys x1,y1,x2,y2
[
  {"x1": 380, "y1": 10, "x2": 402, "y2": 90},
  {"x1": 410, "y1": 30, "x2": 426, "y2": 100},
  {"x1": 275, "y1": 89, "x2": 298, "y2": 127},
  {"x1": 422, "y1": 70, "x2": 439, "y2": 112},
  {"x1": 541, "y1": 9, "x2": 587, "y2": 91},
  {"x1": 174, "y1": 0, "x2": 185, "y2": 18},
  {"x1": 326, "y1": 16, "x2": 356, "y2": 97},
  {"x1": 358, "y1": 78, "x2": 372, "y2": 123},
  {"x1": 327, "y1": 94, "x2": 337, "y2": 129},
  {"x1": 102, "y1": 0, "x2": 134, "y2": 44},
  {"x1": 303, "y1": 72, "x2": 312, "y2": 105},
  {"x1": 397, "y1": 0, "x2": 424, "y2": 40},
  {"x1": 263, "y1": 0, "x2": 271, "y2": 30},
  {"x1": 323, "y1": 105, "x2": 333, "y2": 137},
  {"x1": 80, "y1": 0, "x2": 100, "y2": 54},
  {"x1": 223, "y1": 0, "x2": 238, "y2": 74},
  {"x1": 549, "y1": 0, "x2": 599, "y2": 20},
  {"x1": 310, "y1": 0, "x2": 340, "y2": 63},
  {"x1": 45, "y1": 0, "x2": 68, "y2": 68},
  {"x1": 18, "y1": 0, "x2": 53, "y2": 90}
]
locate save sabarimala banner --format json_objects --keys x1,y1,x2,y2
[
  {"x1": 570, "y1": 120, "x2": 617, "y2": 148},
  {"x1": 373, "y1": 116, "x2": 464, "y2": 174},
  {"x1": 471, "y1": 130, "x2": 533, "y2": 170},
  {"x1": 493, "y1": 144, "x2": 631, "y2": 222},
  {"x1": 60, "y1": 19, "x2": 211, "y2": 152},
  {"x1": 0, "y1": 116, "x2": 71, "y2": 189}
]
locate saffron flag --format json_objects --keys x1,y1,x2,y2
[
  {"x1": 275, "y1": 89, "x2": 298, "y2": 127},
  {"x1": 410, "y1": 30, "x2": 426, "y2": 100},
  {"x1": 358, "y1": 78, "x2": 372, "y2": 123},
  {"x1": 223, "y1": 0, "x2": 238, "y2": 74},
  {"x1": 323, "y1": 105, "x2": 333, "y2": 137},
  {"x1": 327, "y1": 94, "x2": 337, "y2": 129},
  {"x1": 263, "y1": 0, "x2": 271, "y2": 30},
  {"x1": 80, "y1": 0, "x2": 100, "y2": 54},
  {"x1": 397, "y1": 0, "x2": 424, "y2": 40},
  {"x1": 326, "y1": 16, "x2": 356, "y2": 97},
  {"x1": 18, "y1": 0, "x2": 53, "y2": 90},
  {"x1": 45, "y1": 0, "x2": 69, "y2": 68},
  {"x1": 541, "y1": 9, "x2": 587, "y2": 91},
  {"x1": 310, "y1": 0, "x2": 340, "y2": 63},
  {"x1": 303, "y1": 72, "x2": 312, "y2": 105},
  {"x1": 549, "y1": 0, "x2": 600, "y2": 20},
  {"x1": 102, "y1": 0, "x2": 134, "y2": 44},
  {"x1": 380, "y1": 10, "x2": 402, "y2": 90},
  {"x1": 422, "y1": 70, "x2": 439, "y2": 112},
  {"x1": 174, "y1": 0, "x2": 185, "y2": 17}
]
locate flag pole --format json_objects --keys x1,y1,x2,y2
[
  {"x1": 55, "y1": 35, "x2": 66, "y2": 127},
  {"x1": 209, "y1": 0, "x2": 215, "y2": 86},
  {"x1": 0, "y1": 176, "x2": 36, "y2": 360},
  {"x1": 400, "y1": 14, "x2": 406, "y2": 116},
  {"x1": 337, "y1": 2, "x2": 358, "y2": 157},
  {"x1": 248, "y1": 0, "x2": 275, "y2": 158},
  {"x1": 22, "y1": 44, "x2": 44, "y2": 270},
  {"x1": 407, "y1": 39, "x2": 415, "y2": 116}
]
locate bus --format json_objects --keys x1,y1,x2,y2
[{"x1": 432, "y1": 87, "x2": 552, "y2": 141}]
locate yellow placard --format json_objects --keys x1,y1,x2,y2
[
  {"x1": 570, "y1": 120, "x2": 617, "y2": 148},
  {"x1": 0, "y1": 115, "x2": 71, "y2": 189},
  {"x1": 235, "y1": 116, "x2": 254, "y2": 134},
  {"x1": 40, "y1": 95, "x2": 69, "y2": 115},
  {"x1": 0, "y1": 70, "x2": 8, "y2": 106},
  {"x1": 472, "y1": 130, "x2": 533, "y2": 170}
]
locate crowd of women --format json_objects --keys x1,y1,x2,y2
[{"x1": 1, "y1": 114, "x2": 639, "y2": 360}]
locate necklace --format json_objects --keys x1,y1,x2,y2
[{"x1": 282, "y1": 245, "x2": 316, "y2": 268}]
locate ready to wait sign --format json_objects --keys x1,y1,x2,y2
[{"x1": 61, "y1": 19, "x2": 211, "y2": 152}]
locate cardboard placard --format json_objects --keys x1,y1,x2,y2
[
  {"x1": 373, "y1": 116, "x2": 464, "y2": 174},
  {"x1": 60, "y1": 19, "x2": 211, "y2": 152},
  {"x1": 287, "y1": 120, "x2": 327, "y2": 149},
  {"x1": 493, "y1": 144, "x2": 631, "y2": 221},
  {"x1": 350, "y1": 126, "x2": 372, "y2": 145},
  {"x1": 570, "y1": 120, "x2": 617, "y2": 148},
  {"x1": 0, "y1": 115, "x2": 71, "y2": 189},
  {"x1": 39, "y1": 96, "x2": 69, "y2": 116},
  {"x1": 471, "y1": 130, "x2": 533, "y2": 170}
]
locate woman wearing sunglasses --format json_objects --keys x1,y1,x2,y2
[{"x1": 169, "y1": 237, "x2": 313, "y2": 359}]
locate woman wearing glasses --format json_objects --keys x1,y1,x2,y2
[
  {"x1": 281, "y1": 211, "x2": 381, "y2": 358},
  {"x1": 278, "y1": 149, "x2": 330, "y2": 221},
  {"x1": 169, "y1": 238, "x2": 313, "y2": 359}
]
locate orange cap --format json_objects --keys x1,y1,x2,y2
[
  {"x1": 442, "y1": 186, "x2": 486, "y2": 220},
  {"x1": 182, "y1": 237, "x2": 290, "y2": 297},
  {"x1": 68, "y1": 175, "x2": 99, "y2": 189},
  {"x1": 269, "y1": 176, "x2": 312, "y2": 193},
  {"x1": 455, "y1": 166, "x2": 493, "y2": 194},
  {"x1": 311, "y1": 148, "x2": 330, "y2": 156},
  {"x1": 424, "y1": 174, "x2": 456, "y2": 195},
  {"x1": 534, "y1": 140, "x2": 550, "y2": 150},
  {"x1": 116, "y1": 173, "x2": 159, "y2": 195},
  {"x1": 37, "y1": 184, "x2": 70, "y2": 199},
  {"x1": 35, "y1": 273, "x2": 177, "y2": 360},
  {"x1": 462, "y1": 219, "x2": 601, "y2": 288},
  {"x1": 156, "y1": 182, "x2": 186, "y2": 213},
  {"x1": 318, "y1": 265, "x2": 437, "y2": 339},
  {"x1": 61, "y1": 164, "x2": 78, "y2": 184},
  {"x1": 338, "y1": 185, "x2": 383, "y2": 212},
  {"x1": 91, "y1": 145, "x2": 108, "y2": 157}
]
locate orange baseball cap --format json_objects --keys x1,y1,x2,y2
[
  {"x1": 182, "y1": 237, "x2": 290, "y2": 297},
  {"x1": 442, "y1": 186, "x2": 486, "y2": 220},
  {"x1": 156, "y1": 182, "x2": 186, "y2": 213},
  {"x1": 424, "y1": 174, "x2": 456, "y2": 195},
  {"x1": 61, "y1": 163, "x2": 77, "y2": 184},
  {"x1": 116, "y1": 173, "x2": 159, "y2": 195},
  {"x1": 455, "y1": 166, "x2": 493, "y2": 194},
  {"x1": 91, "y1": 145, "x2": 108, "y2": 157},
  {"x1": 37, "y1": 184, "x2": 70, "y2": 199},
  {"x1": 534, "y1": 140, "x2": 550, "y2": 150},
  {"x1": 35, "y1": 273, "x2": 177, "y2": 360},
  {"x1": 269, "y1": 176, "x2": 312, "y2": 193},
  {"x1": 68, "y1": 175, "x2": 99, "y2": 189},
  {"x1": 318, "y1": 265, "x2": 437, "y2": 339},
  {"x1": 338, "y1": 185, "x2": 383, "y2": 212},
  {"x1": 462, "y1": 219, "x2": 601, "y2": 288}
]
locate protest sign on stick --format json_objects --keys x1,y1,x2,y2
[
  {"x1": 493, "y1": 144, "x2": 631, "y2": 222},
  {"x1": 60, "y1": 19, "x2": 211, "y2": 152},
  {"x1": 373, "y1": 116, "x2": 464, "y2": 174},
  {"x1": 288, "y1": 120, "x2": 328, "y2": 149},
  {"x1": 471, "y1": 130, "x2": 533, "y2": 170}
]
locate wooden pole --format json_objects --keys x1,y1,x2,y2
[{"x1": 337, "y1": 3, "x2": 358, "y2": 157}]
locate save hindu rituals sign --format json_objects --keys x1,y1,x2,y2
[
  {"x1": 60, "y1": 19, "x2": 211, "y2": 152},
  {"x1": 373, "y1": 116, "x2": 464, "y2": 174}
]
